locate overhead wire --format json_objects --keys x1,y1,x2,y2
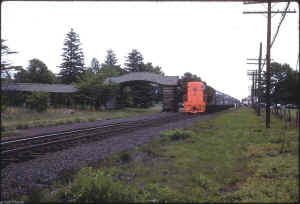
[{"x1": 261, "y1": 1, "x2": 291, "y2": 70}]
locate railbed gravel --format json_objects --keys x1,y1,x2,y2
[{"x1": 1, "y1": 112, "x2": 219, "y2": 200}]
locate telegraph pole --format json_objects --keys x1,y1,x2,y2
[
  {"x1": 247, "y1": 69, "x2": 258, "y2": 111},
  {"x1": 247, "y1": 43, "x2": 263, "y2": 116},
  {"x1": 258, "y1": 42, "x2": 262, "y2": 116},
  {"x1": 243, "y1": 1, "x2": 296, "y2": 128},
  {"x1": 265, "y1": 0, "x2": 271, "y2": 128},
  {"x1": 298, "y1": 1, "x2": 300, "y2": 128},
  {"x1": 252, "y1": 72, "x2": 255, "y2": 107}
]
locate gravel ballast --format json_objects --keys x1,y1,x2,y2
[{"x1": 1, "y1": 112, "x2": 221, "y2": 200}]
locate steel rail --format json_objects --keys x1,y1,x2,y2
[
  {"x1": 1, "y1": 113, "x2": 191, "y2": 157},
  {"x1": 1, "y1": 113, "x2": 178, "y2": 146}
]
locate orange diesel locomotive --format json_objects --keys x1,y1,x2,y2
[{"x1": 184, "y1": 82, "x2": 206, "y2": 113}]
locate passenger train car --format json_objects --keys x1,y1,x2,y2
[{"x1": 184, "y1": 81, "x2": 240, "y2": 113}]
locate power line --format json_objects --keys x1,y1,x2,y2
[
  {"x1": 271, "y1": 2, "x2": 291, "y2": 47},
  {"x1": 259, "y1": 1, "x2": 294, "y2": 70}
]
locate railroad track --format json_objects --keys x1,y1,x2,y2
[{"x1": 1, "y1": 112, "x2": 199, "y2": 168}]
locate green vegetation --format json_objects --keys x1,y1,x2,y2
[
  {"x1": 261, "y1": 62, "x2": 299, "y2": 105},
  {"x1": 27, "y1": 108, "x2": 298, "y2": 202},
  {"x1": 58, "y1": 28, "x2": 85, "y2": 84},
  {"x1": 14, "y1": 58, "x2": 56, "y2": 84},
  {"x1": 160, "y1": 129, "x2": 194, "y2": 141},
  {"x1": 1, "y1": 105, "x2": 162, "y2": 133},
  {"x1": 26, "y1": 91, "x2": 50, "y2": 112}
]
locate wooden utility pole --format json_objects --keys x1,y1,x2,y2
[
  {"x1": 243, "y1": 1, "x2": 296, "y2": 128},
  {"x1": 258, "y1": 42, "x2": 262, "y2": 116},
  {"x1": 247, "y1": 69, "x2": 257, "y2": 109},
  {"x1": 298, "y1": 2, "x2": 300, "y2": 128},
  {"x1": 247, "y1": 42, "x2": 264, "y2": 117},
  {"x1": 252, "y1": 72, "x2": 255, "y2": 106},
  {"x1": 266, "y1": 0, "x2": 271, "y2": 128}
]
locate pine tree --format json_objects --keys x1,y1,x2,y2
[
  {"x1": 124, "y1": 49, "x2": 144, "y2": 72},
  {"x1": 1, "y1": 39, "x2": 20, "y2": 79},
  {"x1": 105, "y1": 49, "x2": 118, "y2": 66},
  {"x1": 90, "y1": 58, "x2": 100, "y2": 73},
  {"x1": 58, "y1": 28, "x2": 85, "y2": 84}
]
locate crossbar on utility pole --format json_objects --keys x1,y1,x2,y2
[
  {"x1": 243, "y1": 10, "x2": 296, "y2": 14},
  {"x1": 247, "y1": 58, "x2": 267, "y2": 61}
]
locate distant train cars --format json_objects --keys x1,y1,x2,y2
[{"x1": 184, "y1": 81, "x2": 240, "y2": 113}]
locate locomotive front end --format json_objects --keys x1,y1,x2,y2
[{"x1": 184, "y1": 82, "x2": 206, "y2": 113}]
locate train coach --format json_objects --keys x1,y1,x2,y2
[{"x1": 183, "y1": 81, "x2": 239, "y2": 113}]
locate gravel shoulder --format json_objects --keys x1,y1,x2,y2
[{"x1": 1, "y1": 111, "x2": 223, "y2": 200}]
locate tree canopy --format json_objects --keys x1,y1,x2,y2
[
  {"x1": 261, "y1": 62, "x2": 299, "y2": 105},
  {"x1": 14, "y1": 58, "x2": 56, "y2": 83},
  {"x1": 90, "y1": 58, "x2": 101, "y2": 74},
  {"x1": 124, "y1": 49, "x2": 144, "y2": 73},
  {"x1": 105, "y1": 49, "x2": 118, "y2": 66}
]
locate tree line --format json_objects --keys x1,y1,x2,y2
[
  {"x1": 3, "y1": 28, "x2": 297, "y2": 111},
  {"x1": 1, "y1": 29, "x2": 177, "y2": 110}
]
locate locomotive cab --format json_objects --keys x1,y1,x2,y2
[{"x1": 184, "y1": 82, "x2": 206, "y2": 113}]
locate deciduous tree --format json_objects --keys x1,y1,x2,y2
[{"x1": 15, "y1": 58, "x2": 55, "y2": 83}]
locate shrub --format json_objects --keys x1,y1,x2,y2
[
  {"x1": 26, "y1": 91, "x2": 49, "y2": 112},
  {"x1": 160, "y1": 129, "x2": 194, "y2": 141},
  {"x1": 141, "y1": 183, "x2": 176, "y2": 202},
  {"x1": 1, "y1": 105, "x2": 7, "y2": 112},
  {"x1": 53, "y1": 167, "x2": 139, "y2": 202},
  {"x1": 192, "y1": 174, "x2": 214, "y2": 191},
  {"x1": 119, "y1": 152, "x2": 131, "y2": 162}
]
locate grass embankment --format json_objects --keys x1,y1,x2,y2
[
  {"x1": 1, "y1": 105, "x2": 161, "y2": 134},
  {"x1": 25, "y1": 108, "x2": 298, "y2": 202}
]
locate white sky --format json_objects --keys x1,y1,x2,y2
[{"x1": 1, "y1": 1, "x2": 299, "y2": 100}]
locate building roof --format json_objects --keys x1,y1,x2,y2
[
  {"x1": 1, "y1": 83, "x2": 77, "y2": 93},
  {"x1": 104, "y1": 72, "x2": 179, "y2": 86}
]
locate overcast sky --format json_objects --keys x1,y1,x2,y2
[{"x1": 1, "y1": 1, "x2": 299, "y2": 100}]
